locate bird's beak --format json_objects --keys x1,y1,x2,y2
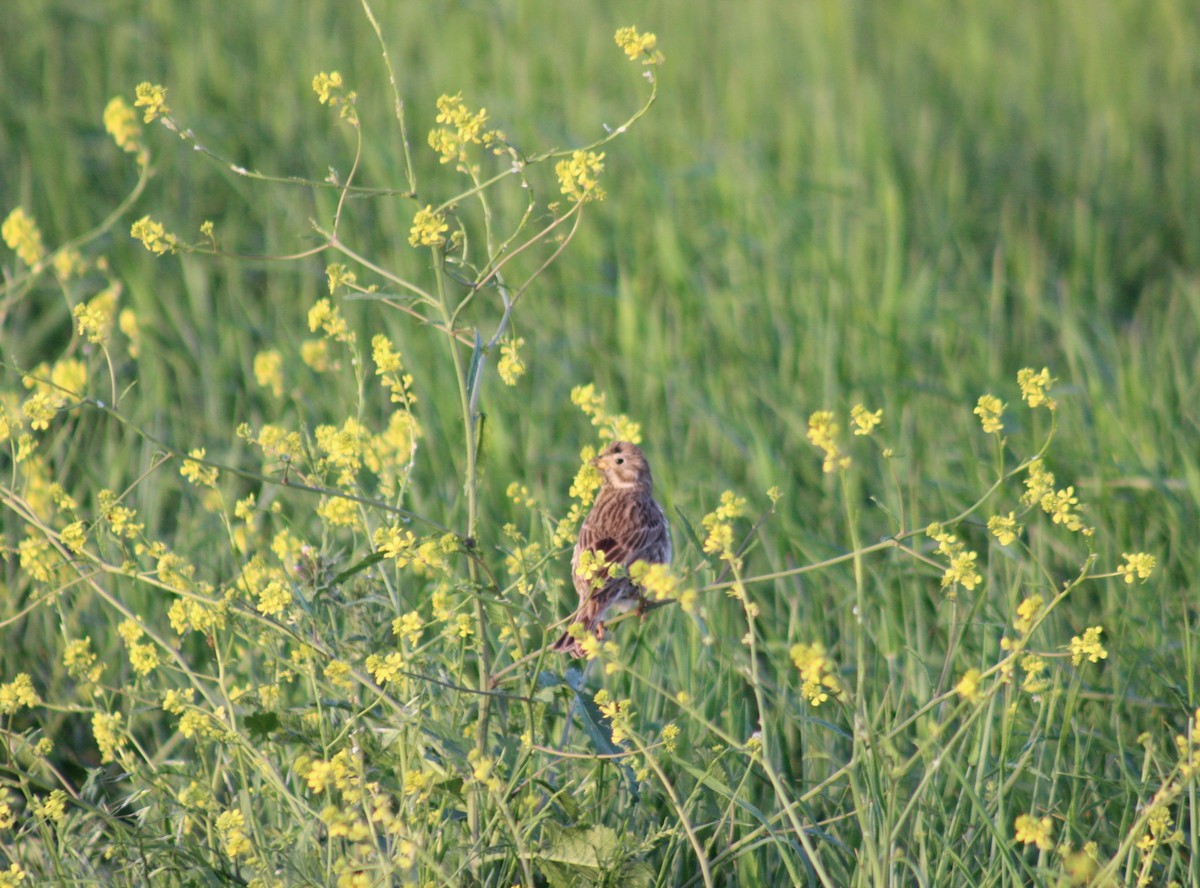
[{"x1": 590, "y1": 454, "x2": 610, "y2": 470}]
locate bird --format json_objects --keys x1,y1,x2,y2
[{"x1": 552, "y1": 440, "x2": 672, "y2": 657}]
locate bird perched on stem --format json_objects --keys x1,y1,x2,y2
[{"x1": 552, "y1": 441, "x2": 671, "y2": 657}]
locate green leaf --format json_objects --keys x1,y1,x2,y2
[{"x1": 244, "y1": 711, "x2": 280, "y2": 741}]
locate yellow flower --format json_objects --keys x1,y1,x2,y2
[
  {"x1": 130, "y1": 215, "x2": 178, "y2": 255},
  {"x1": 850, "y1": 404, "x2": 883, "y2": 436},
  {"x1": 215, "y1": 808, "x2": 252, "y2": 858},
  {"x1": 1017, "y1": 367, "x2": 1056, "y2": 409},
  {"x1": 61, "y1": 520, "x2": 87, "y2": 554},
  {"x1": 253, "y1": 349, "x2": 285, "y2": 397},
  {"x1": 92, "y1": 711, "x2": 124, "y2": 763},
  {"x1": 1117, "y1": 552, "x2": 1155, "y2": 584},
  {"x1": 301, "y1": 338, "x2": 329, "y2": 371},
  {"x1": 325, "y1": 262, "x2": 356, "y2": 294},
  {"x1": 255, "y1": 580, "x2": 292, "y2": 616},
  {"x1": 0, "y1": 674, "x2": 41, "y2": 713},
  {"x1": 1013, "y1": 594, "x2": 1043, "y2": 636},
  {"x1": 365, "y1": 651, "x2": 405, "y2": 685},
  {"x1": 1040, "y1": 486, "x2": 1088, "y2": 533},
  {"x1": 33, "y1": 789, "x2": 67, "y2": 824},
  {"x1": 103, "y1": 96, "x2": 143, "y2": 154},
  {"x1": 942, "y1": 550, "x2": 982, "y2": 592},
  {"x1": 2, "y1": 207, "x2": 45, "y2": 267},
  {"x1": 570, "y1": 383, "x2": 641, "y2": 442},
  {"x1": 630, "y1": 561, "x2": 679, "y2": 601},
  {"x1": 323, "y1": 660, "x2": 353, "y2": 691},
  {"x1": 1013, "y1": 813, "x2": 1054, "y2": 851},
  {"x1": 312, "y1": 71, "x2": 343, "y2": 104},
  {"x1": 498, "y1": 337, "x2": 526, "y2": 385},
  {"x1": 661, "y1": 722, "x2": 680, "y2": 753},
  {"x1": 1069, "y1": 626, "x2": 1107, "y2": 666},
  {"x1": 428, "y1": 93, "x2": 497, "y2": 165},
  {"x1": 119, "y1": 308, "x2": 141, "y2": 357},
  {"x1": 789, "y1": 642, "x2": 842, "y2": 706},
  {"x1": 409, "y1": 205, "x2": 449, "y2": 247},
  {"x1": 133, "y1": 82, "x2": 170, "y2": 122},
  {"x1": 74, "y1": 285, "x2": 119, "y2": 344},
  {"x1": 180, "y1": 448, "x2": 218, "y2": 488},
  {"x1": 987, "y1": 512, "x2": 1022, "y2": 546},
  {"x1": 555, "y1": 150, "x2": 606, "y2": 203},
  {"x1": 392, "y1": 610, "x2": 424, "y2": 646},
  {"x1": 973, "y1": 394, "x2": 1005, "y2": 434},
  {"x1": 955, "y1": 668, "x2": 983, "y2": 704},
  {"x1": 1021, "y1": 654, "x2": 1049, "y2": 694},
  {"x1": 1021, "y1": 458, "x2": 1055, "y2": 507},
  {"x1": 807, "y1": 410, "x2": 850, "y2": 473},
  {"x1": 64, "y1": 637, "x2": 103, "y2": 683},
  {"x1": 614, "y1": 26, "x2": 662, "y2": 64}
]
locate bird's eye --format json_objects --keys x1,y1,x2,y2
[{"x1": 615, "y1": 458, "x2": 624, "y2": 464}]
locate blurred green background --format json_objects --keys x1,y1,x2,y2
[{"x1": 3, "y1": 0, "x2": 1198, "y2": 759}]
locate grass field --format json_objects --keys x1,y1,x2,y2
[{"x1": 2, "y1": 1, "x2": 1199, "y2": 885}]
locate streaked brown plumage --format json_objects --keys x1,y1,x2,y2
[{"x1": 552, "y1": 441, "x2": 671, "y2": 657}]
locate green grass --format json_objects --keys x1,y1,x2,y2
[{"x1": 2, "y1": 0, "x2": 1199, "y2": 885}]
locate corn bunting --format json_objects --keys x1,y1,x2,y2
[{"x1": 552, "y1": 441, "x2": 672, "y2": 657}]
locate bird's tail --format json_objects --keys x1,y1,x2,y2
[{"x1": 550, "y1": 630, "x2": 587, "y2": 658}]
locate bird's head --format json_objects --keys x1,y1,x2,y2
[{"x1": 591, "y1": 441, "x2": 653, "y2": 491}]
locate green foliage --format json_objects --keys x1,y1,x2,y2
[{"x1": 2, "y1": 1, "x2": 1200, "y2": 886}]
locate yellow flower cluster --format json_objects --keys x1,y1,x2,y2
[
  {"x1": 253, "y1": 349, "x2": 284, "y2": 398},
  {"x1": 974, "y1": 394, "x2": 1005, "y2": 434},
  {"x1": 118, "y1": 619, "x2": 160, "y2": 676},
  {"x1": 1021, "y1": 654, "x2": 1049, "y2": 694},
  {"x1": 630, "y1": 560, "x2": 679, "y2": 602},
  {"x1": 1134, "y1": 804, "x2": 1177, "y2": 855},
  {"x1": 428, "y1": 92, "x2": 505, "y2": 167},
  {"x1": 103, "y1": 96, "x2": 143, "y2": 155},
  {"x1": 92, "y1": 711, "x2": 125, "y2": 763},
  {"x1": 63, "y1": 637, "x2": 104, "y2": 685},
  {"x1": 1069, "y1": 626, "x2": 1107, "y2": 666},
  {"x1": 311, "y1": 71, "x2": 357, "y2": 123},
  {"x1": 130, "y1": 215, "x2": 179, "y2": 255},
  {"x1": 325, "y1": 262, "x2": 356, "y2": 294},
  {"x1": 2, "y1": 207, "x2": 46, "y2": 267},
  {"x1": 74, "y1": 284, "x2": 119, "y2": 344},
  {"x1": 133, "y1": 82, "x2": 169, "y2": 122},
  {"x1": 1012, "y1": 594, "x2": 1043, "y2": 638},
  {"x1": 594, "y1": 689, "x2": 634, "y2": 745},
  {"x1": 409, "y1": 205, "x2": 449, "y2": 248},
  {"x1": 498, "y1": 336, "x2": 526, "y2": 386},
  {"x1": 0, "y1": 674, "x2": 40, "y2": 713},
  {"x1": 556, "y1": 150, "x2": 606, "y2": 203},
  {"x1": 1021, "y1": 459, "x2": 1090, "y2": 534},
  {"x1": 180, "y1": 448, "x2": 218, "y2": 488},
  {"x1": 955, "y1": 668, "x2": 983, "y2": 704},
  {"x1": 1013, "y1": 813, "x2": 1054, "y2": 851},
  {"x1": 987, "y1": 512, "x2": 1022, "y2": 546},
  {"x1": 216, "y1": 808, "x2": 252, "y2": 858},
  {"x1": 926, "y1": 522, "x2": 982, "y2": 595},
  {"x1": 1017, "y1": 367, "x2": 1056, "y2": 410},
  {"x1": 701, "y1": 490, "x2": 746, "y2": 563},
  {"x1": 789, "y1": 642, "x2": 842, "y2": 706},
  {"x1": 308, "y1": 298, "x2": 355, "y2": 344},
  {"x1": 366, "y1": 651, "x2": 405, "y2": 685},
  {"x1": 371, "y1": 335, "x2": 418, "y2": 407},
  {"x1": 614, "y1": 26, "x2": 663, "y2": 64},
  {"x1": 570, "y1": 383, "x2": 642, "y2": 443},
  {"x1": 1117, "y1": 552, "x2": 1155, "y2": 584},
  {"x1": 393, "y1": 611, "x2": 424, "y2": 647},
  {"x1": 807, "y1": 410, "x2": 850, "y2": 473},
  {"x1": 850, "y1": 404, "x2": 883, "y2": 436},
  {"x1": 575, "y1": 548, "x2": 619, "y2": 591}
]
